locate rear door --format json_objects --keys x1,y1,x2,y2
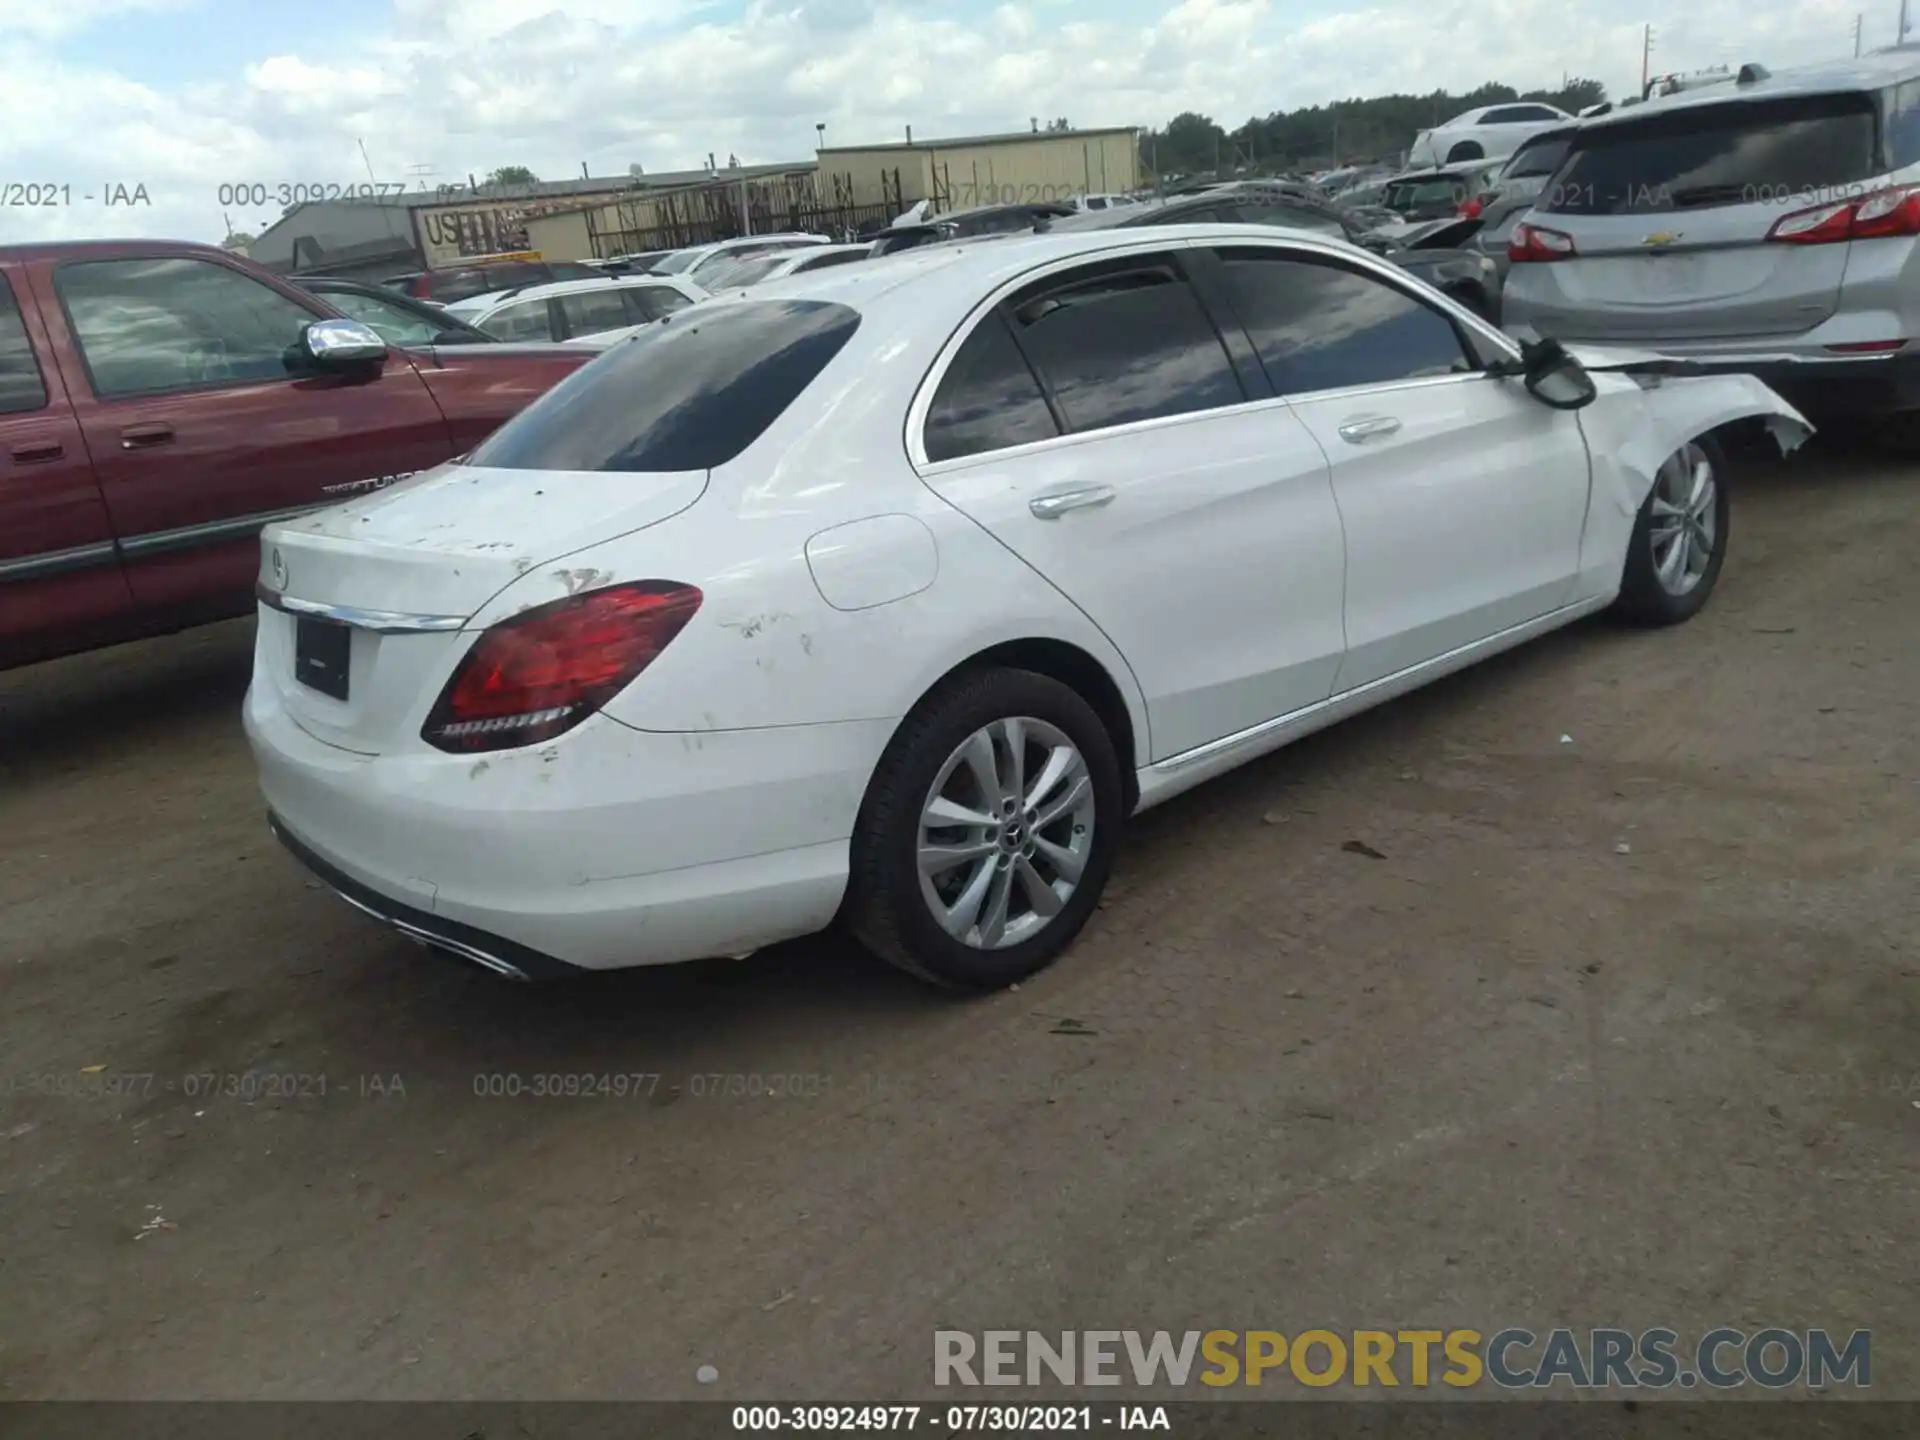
[
  {"x1": 1205, "y1": 243, "x2": 1591, "y2": 690},
  {"x1": 50, "y1": 253, "x2": 457, "y2": 616},
  {"x1": 0, "y1": 268, "x2": 135, "y2": 668},
  {"x1": 1513, "y1": 92, "x2": 1884, "y2": 341},
  {"x1": 912, "y1": 248, "x2": 1348, "y2": 760}
]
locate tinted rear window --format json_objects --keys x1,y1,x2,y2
[
  {"x1": 1503, "y1": 135, "x2": 1572, "y2": 179},
  {"x1": 1542, "y1": 95, "x2": 1879, "y2": 215},
  {"x1": 467, "y1": 299, "x2": 859, "y2": 472}
]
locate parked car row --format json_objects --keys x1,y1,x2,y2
[{"x1": 243, "y1": 223, "x2": 1810, "y2": 991}]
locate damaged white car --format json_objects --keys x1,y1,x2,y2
[{"x1": 245, "y1": 225, "x2": 1812, "y2": 992}]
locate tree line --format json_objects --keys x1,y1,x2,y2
[{"x1": 1138, "y1": 78, "x2": 1607, "y2": 177}]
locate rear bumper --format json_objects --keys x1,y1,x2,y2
[
  {"x1": 245, "y1": 678, "x2": 890, "y2": 974},
  {"x1": 269, "y1": 813, "x2": 582, "y2": 982}
]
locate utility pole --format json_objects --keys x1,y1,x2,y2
[
  {"x1": 1855, "y1": 13, "x2": 1864, "y2": 54},
  {"x1": 1640, "y1": 23, "x2": 1654, "y2": 96},
  {"x1": 1903, "y1": 0, "x2": 1912, "y2": 43}
]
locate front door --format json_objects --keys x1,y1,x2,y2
[
  {"x1": 51, "y1": 253, "x2": 456, "y2": 615},
  {"x1": 0, "y1": 269, "x2": 133, "y2": 668},
  {"x1": 1204, "y1": 244, "x2": 1592, "y2": 692},
  {"x1": 913, "y1": 249, "x2": 1348, "y2": 761}
]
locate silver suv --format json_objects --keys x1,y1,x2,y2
[{"x1": 1502, "y1": 51, "x2": 1920, "y2": 418}]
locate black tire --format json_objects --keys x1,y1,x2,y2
[
  {"x1": 1445, "y1": 141, "x2": 1484, "y2": 163},
  {"x1": 1611, "y1": 433, "x2": 1731, "y2": 626},
  {"x1": 846, "y1": 667, "x2": 1124, "y2": 991}
]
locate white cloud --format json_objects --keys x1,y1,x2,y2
[{"x1": 0, "y1": 0, "x2": 1875, "y2": 244}]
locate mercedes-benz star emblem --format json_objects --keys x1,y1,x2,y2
[{"x1": 270, "y1": 547, "x2": 288, "y2": 590}]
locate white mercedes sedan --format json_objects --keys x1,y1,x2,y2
[{"x1": 246, "y1": 225, "x2": 1811, "y2": 991}]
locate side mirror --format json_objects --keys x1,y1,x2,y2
[
  {"x1": 1520, "y1": 337, "x2": 1597, "y2": 410},
  {"x1": 293, "y1": 318, "x2": 387, "y2": 372}
]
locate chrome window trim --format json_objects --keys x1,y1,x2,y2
[
  {"x1": 253, "y1": 584, "x2": 468, "y2": 633},
  {"x1": 904, "y1": 229, "x2": 1522, "y2": 474}
]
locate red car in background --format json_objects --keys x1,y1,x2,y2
[{"x1": 0, "y1": 240, "x2": 594, "y2": 671}]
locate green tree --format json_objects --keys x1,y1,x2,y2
[{"x1": 487, "y1": 165, "x2": 538, "y2": 187}]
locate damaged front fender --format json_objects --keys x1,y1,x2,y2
[{"x1": 1572, "y1": 367, "x2": 1814, "y2": 594}]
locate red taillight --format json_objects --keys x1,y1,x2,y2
[
  {"x1": 1824, "y1": 339, "x2": 1907, "y2": 353},
  {"x1": 408, "y1": 275, "x2": 434, "y2": 297},
  {"x1": 1508, "y1": 222, "x2": 1577, "y2": 263},
  {"x1": 422, "y1": 581, "x2": 702, "y2": 753},
  {"x1": 1459, "y1": 196, "x2": 1486, "y2": 219},
  {"x1": 1767, "y1": 186, "x2": 1920, "y2": 244}
]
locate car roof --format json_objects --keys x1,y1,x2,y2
[
  {"x1": 732, "y1": 223, "x2": 1369, "y2": 313},
  {"x1": 455, "y1": 275, "x2": 682, "y2": 311},
  {"x1": 1585, "y1": 51, "x2": 1920, "y2": 129}
]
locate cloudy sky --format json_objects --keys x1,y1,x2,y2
[{"x1": 0, "y1": 0, "x2": 1873, "y2": 244}]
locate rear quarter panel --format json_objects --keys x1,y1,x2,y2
[{"x1": 458, "y1": 318, "x2": 1153, "y2": 763}]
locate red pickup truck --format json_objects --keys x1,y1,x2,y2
[{"x1": 0, "y1": 239, "x2": 594, "y2": 671}]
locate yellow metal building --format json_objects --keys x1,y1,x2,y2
[{"x1": 816, "y1": 126, "x2": 1140, "y2": 213}]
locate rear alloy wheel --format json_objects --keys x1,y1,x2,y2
[
  {"x1": 847, "y1": 668, "x2": 1123, "y2": 990},
  {"x1": 1611, "y1": 435, "x2": 1730, "y2": 625}
]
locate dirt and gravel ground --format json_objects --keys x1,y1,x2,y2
[{"x1": 0, "y1": 435, "x2": 1915, "y2": 1404}]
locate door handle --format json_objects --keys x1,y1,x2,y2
[
  {"x1": 1029, "y1": 485, "x2": 1116, "y2": 519},
  {"x1": 8, "y1": 441, "x2": 64, "y2": 464},
  {"x1": 119, "y1": 422, "x2": 175, "y2": 450},
  {"x1": 1336, "y1": 415, "x2": 1402, "y2": 444}
]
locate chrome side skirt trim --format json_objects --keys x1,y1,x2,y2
[
  {"x1": 1135, "y1": 594, "x2": 1613, "y2": 810},
  {"x1": 0, "y1": 540, "x2": 119, "y2": 583},
  {"x1": 118, "y1": 503, "x2": 329, "y2": 558},
  {"x1": 253, "y1": 583, "x2": 469, "y2": 634}
]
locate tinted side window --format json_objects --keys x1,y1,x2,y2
[
  {"x1": 1887, "y1": 82, "x2": 1920, "y2": 169},
  {"x1": 547, "y1": 263, "x2": 603, "y2": 282},
  {"x1": 1007, "y1": 259, "x2": 1242, "y2": 433},
  {"x1": 556, "y1": 289, "x2": 632, "y2": 338},
  {"x1": 57, "y1": 257, "x2": 318, "y2": 398},
  {"x1": 1214, "y1": 250, "x2": 1470, "y2": 396},
  {"x1": 0, "y1": 274, "x2": 49, "y2": 413},
  {"x1": 924, "y1": 311, "x2": 1060, "y2": 462},
  {"x1": 481, "y1": 299, "x2": 557, "y2": 341},
  {"x1": 469, "y1": 299, "x2": 858, "y2": 473},
  {"x1": 320, "y1": 288, "x2": 443, "y2": 347}
]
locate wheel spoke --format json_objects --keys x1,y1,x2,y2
[
  {"x1": 1649, "y1": 495, "x2": 1685, "y2": 520},
  {"x1": 1033, "y1": 833, "x2": 1085, "y2": 883},
  {"x1": 1000, "y1": 718, "x2": 1026, "y2": 813},
  {"x1": 960, "y1": 728, "x2": 1007, "y2": 811},
  {"x1": 925, "y1": 795, "x2": 995, "y2": 829},
  {"x1": 1024, "y1": 744, "x2": 1077, "y2": 811},
  {"x1": 1656, "y1": 527, "x2": 1691, "y2": 586},
  {"x1": 1686, "y1": 458, "x2": 1713, "y2": 516},
  {"x1": 977, "y1": 863, "x2": 1014, "y2": 947},
  {"x1": 1014, "y1": 856, "x2": 1063, "y2": 917},
  {"x1": 920, "y1": 837, "x2": 998, "y2": 876},
  {"x1": 938, "y1": 858, "x2": 997, "y2": 939},
  {"x1": 1034, "y1": 774, "x2": 1091, "y2": 831}
]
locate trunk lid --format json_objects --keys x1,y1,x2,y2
[{"x1": 257, "y1": 460, "x2": 707, "y2": 754}]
